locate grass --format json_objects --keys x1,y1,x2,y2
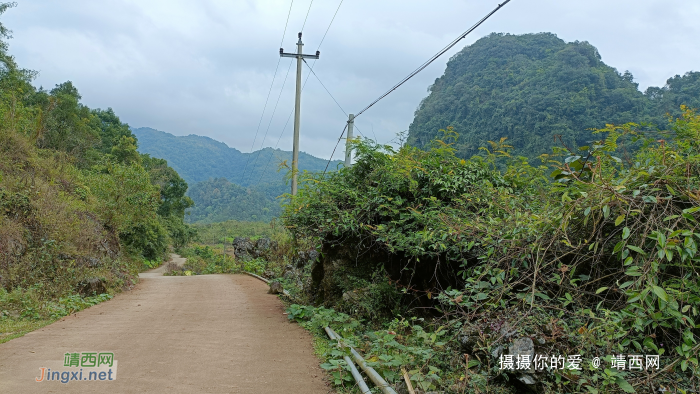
[{"x1": 0, "y1": 317, "x2": 56, "y2": 344}]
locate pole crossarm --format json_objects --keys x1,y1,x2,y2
[
  {"x1": 279, "y1": 32, "x2": 320, "y2": 196},
  {"x1": 280, "y1": 50, "x2": 319, "y2": 59}
]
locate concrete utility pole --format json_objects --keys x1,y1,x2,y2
[
  {"x1": 345, "y1": 114, "x2": 354, "y2": 167},
  {"x1": 280, "y1": 32, "x2": 320, "y2": 196}
]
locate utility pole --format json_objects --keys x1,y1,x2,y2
[
  {"x1": 280, "y1": 32, "x2": 320, "y2": 196},
  {"x1": 345, "y1": 114, "x2": 354, "y2": 167}
]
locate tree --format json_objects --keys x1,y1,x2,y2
[
  {"x1": 407, "y1": 33, "x2": 658, "y2": 160},
  {"x1": 93, "y1": 108, "x2": 135, "y2": 153},
  {"x1": 111, "y1": 135, "x2": 141, "y2": 165}
]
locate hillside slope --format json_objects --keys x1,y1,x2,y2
[
  {"x1": 1, "y1": 2, "x2": 192, "y2": 330},
  {"x1": 185, "y1": 178, "x2": 282, "y2": 223},
  {"x1": 407, "y1": 33, "x2": 693, "y2": 159},
  {"x1": 133, "y1": 127, "x2": 341, "y2": 195}
]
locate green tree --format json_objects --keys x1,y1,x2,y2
[
  {"x1": 407, "y1": 33, "x2": 656, "y2": 160},
  {"x1": 110, "y1": 135, "x2": 141, "y2": 165},
  {"x1": 39, "y1": 82, "x2": 101, "y2": 163},
  {"x1": 93, "y1": 107, "x2": 136, "y2": 153}
]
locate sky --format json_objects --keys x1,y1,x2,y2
[{"x1": 3, "y1": 0, "x2": 699, "y2": 159}]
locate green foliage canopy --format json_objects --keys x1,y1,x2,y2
[{"x1": 407, "y1": 33, "x2": 698, "y2": 161}]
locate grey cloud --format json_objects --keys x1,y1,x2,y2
[{"x1": 4, "y1": 0, "x2": 698, "y2": 159}]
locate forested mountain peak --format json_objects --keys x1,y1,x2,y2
[
  {"x1": 407, "y1": 33, "x2": 682, "y2": 159},
  {"x1": 133, "y1": 127, "x2": 339, "y2": 192}
]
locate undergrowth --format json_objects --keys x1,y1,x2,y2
[{"x1": 281, "y1": 108, "x2": 700, "y2": 393}]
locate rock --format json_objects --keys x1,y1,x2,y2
[
  {"x1": 393, "y1": 381, "x2": 409, "y2": 394},
  {"x1": 509, "y1": 337, "x2": 536, "y2": 383},
  {"x1": 295, "y1": 249, "x2": 319, "y2": 268},
  {"x1": 517, "y1": 374, "x2": 537, "y2": 385},
  {"x1": 232, "y1": 237, "x2": 255, "y2": 259},
  {"x1": 342, "y1": 290, "x2": 360, "y2": 303},
  {"x1": 78, "y1": 256, "x2": 101, "y2": 268},
  {"x1": 255, "y1": 237, "x2": 271, "y2": 251},
  {"x1": 499, "y1": 322, "x2": 518, "y2": 338},
  {"x1": 307, "y1": 250, "x2": 319, "y2": 263},
  {"x1": 268, "y1": 281, "x2": 284, "y2": 295},
  {"x1": 78, "y1": 277, "x2": 107, "y2": 296},
  {"x1": 491, "y1": 345, "x2": 504, "y2": 359},
  {"x1": 509, "y1": 337, "x2": 535, "y2": 361}
]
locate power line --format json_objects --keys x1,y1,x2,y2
[
  {"x1": 302, "y1": 58, "x2": 364, "y2": 137},
  {"x1": 240, "y1": 0, "x2": 295, "y2": 183},
  {"x1": 256, "y1": 0, "x2": 345, "y2": 185},
  {"x1": 353, "y1": 0, "x2": 512, "y2": 118},
  {"x1": 318, "y1": 0, "x2": 343, "y2": 48},
  {"x1": 301, "y1": 0, "x2": 315, "y2": 32},
  {"x1": 323, "y1": 123, "x2": 348, "y2": 174},
  {"x1": 279, "y1": 0, "x2": 295, "y2": 47},
  {"x1": 320, "y1": 1, "x2": 512, "y2": 173},
  {"x1": 243, "y1": 59, "x2": 295, "y2": 185}
]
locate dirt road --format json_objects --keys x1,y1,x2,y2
[{"x1": 0, "y1": 255, "x2": 330, "y2": 393}]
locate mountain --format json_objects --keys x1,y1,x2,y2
[
  {"x1": 184, "y1": 178, "x2": 282, "y2": 224},
  {"x1": 646, "y1": 71, "x2": 700, "y2": 118},
  {"x1": 133, "y1": 127, "x2": 340, "y2": 197},
  {"x1": 133, "y1": 127, "x2": 342, "y2": 223},
  {"x1": 407, "y1": 33, "x2": 698, "y2": 159}
]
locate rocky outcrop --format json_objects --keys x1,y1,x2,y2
[
  {"x1": 268, "y1": 280, "x2": 284, "y2": 294},
  {"x1": 232, "y1": 237, "x2": 279, "y2": 260},
  {"x1": 77, "y1": 277, "x2": 107, "y2": 296}
]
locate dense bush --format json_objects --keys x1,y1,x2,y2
[
  {"x1": 283, "y1": 108, "x2": 700, "y2": 392},
  {"x1": 0, "y1": 3, "x2": 192, "y2": 324}
]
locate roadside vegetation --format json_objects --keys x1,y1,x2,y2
[
  {"x1": 279, "y1": 108, "x2": 700, "y2": 393},
  {"x1": 0, "y1": 3, "x2": 193, "y2": 341},
  {"x1": 191, "y1": 219, "x2": 283, "y2": 244}
]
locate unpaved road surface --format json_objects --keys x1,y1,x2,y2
[{"x1": 0, "y1": 255, "x2": 330, "y2": 393}]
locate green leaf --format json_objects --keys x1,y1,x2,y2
[
  {"x1": 596, "y1": 287, "x2": 609, "y2": 294},
  {"x1": 625, "y1": 267, "x2": 642, "y2": 277},
  {"x1": 652, "y1": 286, "x2": 669, "y2": 302},
  {"x1": 682, "y1": 213, "x2": 697, "y2": 222},
  {"x1": 626, "y1": 245, "x2": 646, "y2": 255},
  {"x1": 613, "y1": 241, "x2": 624, "y2": 254},
  {"x1": 643, "y1": 337, "x2": 658, "y2": 352},
  {"x1": 615, "y1": 377, "x2": 635, "y2": 393},
  {"x1": 615, "y1": 214, "x2": 625, "y2": 226},
  {"x1": 602, "y1": 205, "x2": 610, "y2": 219},
  {"x1": 683, "y1": 207, "x2": 700, "y2": 214},
  {"x1": 467, "y1": 359, "x2": 480, "y2": 368},
  {"x1": 619, "y1": 281, "x2": 634, "y2": 289},
  {"x1": 622, "y1": 227, "x2": 631, "y2": 240},
  {"x1": 535, "y1": 292, "x2": 551, "y2": 300}
]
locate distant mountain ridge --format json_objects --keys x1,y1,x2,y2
[
  {"x1": 132, "y1": 127, "x2": 341, "y2": 223},
  {"x1": 133, "y1": 127, "x2": 339, "y2": 190}
]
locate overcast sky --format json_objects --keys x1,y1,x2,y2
[{"x1": 3, "y1": 0, "x2": 699, "y2": 159}]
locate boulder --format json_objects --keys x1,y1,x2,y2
[
  {"x1": 232, "y1": 237, "x2": 255, "y2": 259},
  {"x1": 78, "y1": 277, "x2": 107, "y2": 296},
  {"x1": 509, "y1": 337, "x2": 536, "y2": 384},
  {"x1": 268, "y1": 280, "x2": 284, "y2": 295}
]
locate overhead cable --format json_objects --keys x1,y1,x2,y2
[
  {"x1": 240, "y1": 0, "x2": 295, "y2": 182},
  {"x1": 256, "y1": 0, "x2": 345, "y2": 184},
  {"x1": 353, "y1": 0, "x2": 512, "y2": 118}
]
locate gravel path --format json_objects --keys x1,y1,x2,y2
[{"x1": 0, "y1": 254, "x2": 330, "y2": 393}]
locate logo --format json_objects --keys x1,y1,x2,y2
[{"x1": 35, "y1": 351, "x2": 118, "y2": 383}]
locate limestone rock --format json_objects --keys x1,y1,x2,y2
[{"x1": 268, "y1": 280, "x2": 284, "y2": 295}]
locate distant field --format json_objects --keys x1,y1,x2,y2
[{"x1": 191, "y1": 220, "x2": 284, "y2": 245}]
